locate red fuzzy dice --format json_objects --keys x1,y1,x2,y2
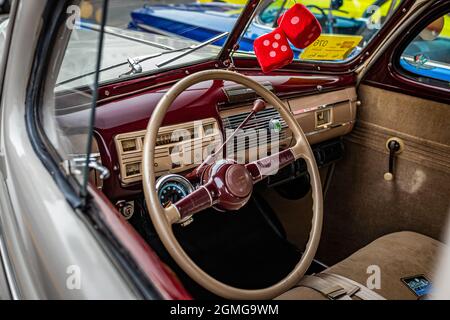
[
  {"x1": 253, "y1": 28, "x2": 293, "y2": 73},
  {"x1": 278, "y1": 4, "x2": 322, "y2": 49}
]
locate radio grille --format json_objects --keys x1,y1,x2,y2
[{"x1": 222, "y1": 107, "x2": 291, "y2": 154}]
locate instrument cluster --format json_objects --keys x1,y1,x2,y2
[{"x1": 155, "y1": 174, "x2": 194, "y2": 207}]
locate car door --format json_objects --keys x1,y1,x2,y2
[
  {"x1": 0, "y1": 0, "x2": 139, "y2": 299},
  {"x1": 0, "y1": 0, "x2": 13, "y2": 300},
  {"x1": 317, "y1": 2, "x2": 450, "y2": 265}
]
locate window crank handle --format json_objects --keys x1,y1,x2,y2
[{"x1": 384, "y1": 138, "x2": 404, "y2": 181}]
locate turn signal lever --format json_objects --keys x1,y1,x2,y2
[{"x1": 384, "y1": 137, "x2": 404, "y2": 181}]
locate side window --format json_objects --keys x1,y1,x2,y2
[
  {"x1": 0, "y1": 4, "x2": 11, "y2": 81},
  {"x1": 41, "y1": 0, "x2": 106, "y2": 188},
  {"x1": 0, "y1": 19, "x2": 8, "y2": 57},
  {"x1": 399, "y1": 14, "x2": 450, "y2": 85}
]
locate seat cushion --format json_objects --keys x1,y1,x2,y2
[{"x1": 277, "y1": 231, "x2": 444, "y2": 300}]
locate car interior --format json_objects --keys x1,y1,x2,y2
[{"x1": 43, "y1": 0, "x2": 449, "y2": 300}]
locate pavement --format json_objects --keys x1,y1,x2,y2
[
  {"x1": 107, "y1": 0, "x2": 149, "y2": 28},
  {"x1": 106, "y1": 0, "x2": 192, "y2": 28}
]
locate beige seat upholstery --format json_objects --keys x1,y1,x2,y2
[{"x1": 276, "y1": 231, "x2": 444, "y2": 300}]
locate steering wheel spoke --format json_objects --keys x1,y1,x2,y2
[
  {"x1": 246, "y1": 148, "x2": 296, "y2": 183},
  {"x1": 164, "y1": 205, "x2": 183, "y2": 225},
  {"x1": 172, "y1": 182, "x2": 217, "y2": 221}
]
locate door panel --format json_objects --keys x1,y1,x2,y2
[{"x1": 317, "y1": 84, "x2": 450, "y2": 265}]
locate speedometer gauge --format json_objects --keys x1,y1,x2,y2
[
  {"x1": 156, "y1": 174, "x2": 194, "y2": 207},
  {"x1": 159, "y1": 182, "x2": 187, "y2": 205}
]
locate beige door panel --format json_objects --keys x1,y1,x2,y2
[
  {"x1": 357, "y1": 86, "x2": 450, "y2": 145},
  {"x1": 316, "y1": 85, "x2": 450, "y2": 265}
]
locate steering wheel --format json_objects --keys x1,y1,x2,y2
[{"x1": 142, "y1": 70, "x2": 323, "y2": 299}]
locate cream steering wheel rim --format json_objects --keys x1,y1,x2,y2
[{"x1": 142, "y1": 70, "x2": 323, "y2": 300}]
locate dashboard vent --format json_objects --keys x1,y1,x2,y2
[{"x1": 222, "y1": 107, "x2": 291, "y2": 154}]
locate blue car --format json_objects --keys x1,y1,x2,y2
[{"x1": 400, "y1": 37, "x2": 450, "y2": 82}]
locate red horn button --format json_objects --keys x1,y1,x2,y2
[{"x1": 225, "y1": 165, "x2": 253, "y2": 198}]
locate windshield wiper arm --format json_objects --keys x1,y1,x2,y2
[
  {"x1": 156, "y1": 32, "x2": 229, "y2": 68},
  {"x1": 56, "y1": 32, "x2": 228, "y2": 88},
  {"x1": 119, "y1": 32, "x2": 228, "y2": 75},
  {"x1": 57, "y1": 45, "x2": 195, "y2": 87}
]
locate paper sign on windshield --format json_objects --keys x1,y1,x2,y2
[{"x1": 300, "y1": 35, "x2": 363, "y2": 61}]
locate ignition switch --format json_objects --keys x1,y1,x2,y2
[{"x1": 116, "y1": 200, "x2": 135, "y2": 220}]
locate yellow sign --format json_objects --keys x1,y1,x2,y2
[{"x1": 300, "y1": 35, "x2": 363, "y2": 61}]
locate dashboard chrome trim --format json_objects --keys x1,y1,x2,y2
[
  {"x1": 292, "y1": 99, "x2": 355, "y2": 116},
  {"x1": 305, "y1": 120, "x2": 356, "y2": 137}
]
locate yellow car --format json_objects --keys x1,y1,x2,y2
[
  {"x1": 198, "y1": 0, "x2": 398, "y2": 19},
  {"x1": 440, "y1": 14, "x2": 450, "y2": 38},
  {"x1": 198, "y1": 0, "x2": 450, "y2": 38}
]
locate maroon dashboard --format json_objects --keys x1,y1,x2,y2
[{"x1": 90, "y1": 70, "x2": 355, "y2": 201}]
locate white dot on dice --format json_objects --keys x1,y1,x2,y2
[
  {"x1": 291, "y1": 16, "x2": 300, "y2": 25},
  {"x1": 272, "y1": 42, "x2": 279, "y2": 48},
  {"x1": 263, "y1": 40, "x2": 270, "y2": 46},
  {"x1": 270, "y1": 51, "x2": 276, "y2": 58},
  {"x1": 274, "y1": 33, "x2": 281, "y2": 40},
  {"x1": 281, "y1": 45, "x2": 287, "y2": 52}
]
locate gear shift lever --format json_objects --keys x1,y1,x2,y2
[{"x1": 191, "y1": 99, "x2": 267, "y2": 178}]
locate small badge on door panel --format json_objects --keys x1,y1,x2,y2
[{"x1": 401, "y1": 275, "x2": 432, "y2": 297}]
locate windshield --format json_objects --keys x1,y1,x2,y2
[
  {"x1": 57, "y1": 0, "x2": 248, "y2": 91},
  {"x1": 239, "y1": 0, "x2": 404, "y2": 62},
  {"x1": 55, "y1": 0, "x2": 404, "y2": 90}
]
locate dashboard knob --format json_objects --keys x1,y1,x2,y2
[
  {"x1": 252, "y1": 99, "x2": 267, "y2": 113},
  {"x1": 116, "y1": 200, "x2": 134, "y2": 220}
]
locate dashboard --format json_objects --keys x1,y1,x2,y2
[{"x1": 90, "y1": 72, "x2": 357, "y2": 205}]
